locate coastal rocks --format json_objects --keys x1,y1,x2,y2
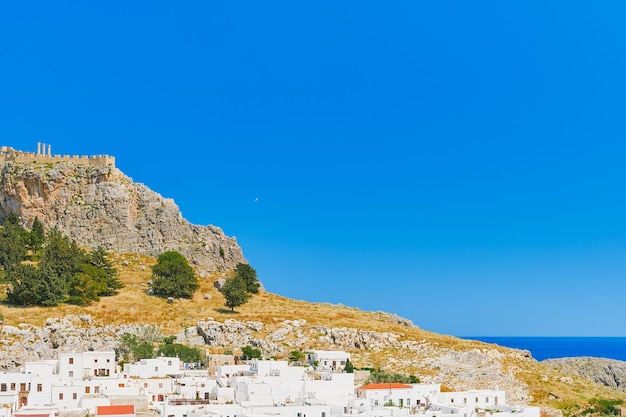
[
  {"x1": 0, "y1": 161, "x2": 246, "y2": 275},
  {"x1": 543, "y1": 357, "x2": 626, "y2": 391}
]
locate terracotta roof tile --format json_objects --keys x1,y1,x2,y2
[{"x1": 96, "y1": 405, "x2": 135, "y2": 415}]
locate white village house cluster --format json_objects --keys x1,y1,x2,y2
[{"x1": 0, "y1": 350, "x2": 539, "y2": 417}]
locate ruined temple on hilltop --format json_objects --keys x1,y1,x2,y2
[{"x1": 0, "y1": 142, "x2": 115, "y2": 168}]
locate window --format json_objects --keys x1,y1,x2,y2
[
  {"x1": 159, "y1": 383, "x2": 163, "y2": 388},
  {"x1": 59, "y1": 393, "x2": 63, "y2": 400},
  {"x1": 168, "y1": 361, "x2": 172, "y2": 366},
  {"x1": 85, "y1": 387, "x2": 90, "y2": 394},
  {"x1": 20, "y1": 383, "x2": 26, "y2": 391},
  {"x1": 94, "y1": 359, "x2": 98, "y2": 363},
  {"x1": 69, "y1": 371, "x2": 74, "y2": 378},
  {"x1": 10, "y1": 383, "x2": 15, "y2": 390},
  {"x1": 107, "y1": 359, "x2": 110, "y2": 363},
  {"x1": 463, "y1": 398, "x2": 467, "y2": 405},
  {"x1": 451, "y1": 398, "x2": 454, "y2": 403},
  {"x1": 475, "y1": 398, "x2": 479, "y2": 403},
  {"x1": 495, "y1": 397, "x2": 499, "y2": 405},
  {"x1": 144, "y1": 383, "x2": 148, "y2": 388},
  {"x1": 94, "y1": 387, "x2": 99, "y2": 394},
  {"x1": 0, "y1": 384, "x2": 6, "y2": 392},
  {"x1": 486, "y1": 397, "x2": 489, "y2": 404},
  {"x1": 37, "y1": 384, "x2": 42, "y2": 392},
  {"x1": 73, "y1": 393, "x2": 77, "y2": 400},
  {"x1": 118, "y1": 383, "x2": 125, "y2": 388},
  {"x1": 69, "y1": 358, "x2": 74, "y2": 364}
]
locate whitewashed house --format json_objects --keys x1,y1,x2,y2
[
  {"x1": 59, "y1": 351, "x2": 116, "y2": 380},
  {"x1": 51, "y1": 381, "x2": 84, "y2": 410},
  {"x1": 308, "y1": 351, "x2": 350, "y2": 372},
  {"x1": 123, "y1": 357, "x2": 181, "y2": 378},
  {"x1": 437, "y1": 389, "x2": 505, "y2": 409},
  {"x1": 356, "y1": 383, "x2": 427, "y2": 409},
  {"x1": 301, "y1": 372, "x2": 354, "y2": 399}
]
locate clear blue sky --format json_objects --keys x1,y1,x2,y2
[{"x1": 2, "y1": 2, "x2": 626, "y2": 336}]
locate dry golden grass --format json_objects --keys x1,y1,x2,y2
[{"x1": 0, "y1": 253, "x2": 625, "y2": 414}]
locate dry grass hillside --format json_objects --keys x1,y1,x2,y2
[{"x1": 0, "y1": 253, "x2": 625, "y2": 415}]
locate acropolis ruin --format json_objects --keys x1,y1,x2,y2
[{"x1": 0, "y1": 143, "x2": 115, "y2": 168}]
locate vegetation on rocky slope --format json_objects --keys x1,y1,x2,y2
[{"x1": 0, "y1": 253, "x2": 624, "y2": 416}]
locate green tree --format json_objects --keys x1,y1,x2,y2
[
  {"x1": 116, "y1": 333, "x2": 155, "y2": 363},
  {"x1": 0, "y1": 212, "x2": 28, "y2": 272},
  {"x1": 28, "y1": 216, "x2": 45, "y2": 254},
  {"x1": 366, "y1": 369, "x2": 415, "y2": 384},
  {"x1": 66, "y1": 264, "x2": 105, "y2": 305},
  {"x1": 88, "y1": 247, "x2": 123, "y2": 295},
  {"x1": 157, "y1": 343, "x2": 204, "y2": 363},
  {"x1": 288, "y1": 349, "x2": 306, "y2": 365},
  {"x1": 151, "y1": 251, "x2": 198, "y2": 299},
  {"x1": 6, "y1": 263, "x2": 66, "y2": 306},
  {"x1": 241, "y1": 345, "x2": 262, "y2": 360},
  {"x1": 344, "y1": 358, "x2": 354, "y2": 373},
  {"x1": 40, "y1": 228, "x2": 86, "y2": 283},
  {"x1": 219, "y1": 276, "x2": 250, "y2": 311},
  {"x1": 235, "y1": 263, "x2": 260, "y2": 294},
  {"x1": 6, "y1": 264, "x2": 45, "y2": 305}
]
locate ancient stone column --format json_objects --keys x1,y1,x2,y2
[
  {"x1": 37, "y1": 142, "x2": 41, "y2": 155},
  {"x1": 47, "y1": 144, "x2": 51, "y2": 157}
]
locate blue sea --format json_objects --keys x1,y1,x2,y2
[{"x1": 460, "y1": 337, "x2": 626, "y2": 362}]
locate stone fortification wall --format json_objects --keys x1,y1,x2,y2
[{"x1": 0, "y1": 143, "x2": 115, "y2": 168}]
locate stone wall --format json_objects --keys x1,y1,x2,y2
[{"x1": 0, "y1": 144, "x2": 115, "y2": 168}]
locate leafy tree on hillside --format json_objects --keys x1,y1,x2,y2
[
  {"x1": 0, "y1": 212, "x2": 28, "y2": 272},
  {"x1": 365, "y1": 369, "x2": 418, "y2": 384},
  {"x1": 219, "y1": 275, "x2": 250, "y2": 311},
  {"x1": 116, "y1": 333, "x2": 155, "y2": 363},
  {"x1": 40, "y1": 228, "x2": 86, "y2": 283},
  {"x1": 151, "y1": 251, "x2": 198, "y2": 299},
  {"x1": 157, "y1": 342, "x2": 204, "y2": 364},
  {"x1": 241, "y1": 345, "x2": 262, "y2": 360},
  {"x1": 235, "y1": 263, "x2": 260, "y2": 294},
  {"x1": 67, "y1": 264, "x2": 106, "y2": 305},
  {"x1": 6, "y1": 263, "x2": 66, "y2": 306},
  {"x1": 4, "y1": 226, "x2": 120, "y2": 307},
  {"x1": 28, "y1": 217, "x2": 45, "y2": 254},
  {"x1": 6, "y1": 264, "x2": 45, "y2": 305},
  {"x1": 88, "y1": 247, "x2": 123, "y2": 295}
]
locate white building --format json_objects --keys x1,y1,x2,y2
[
  {"x1": 308, "y1": 351, "x2": 350, "y2": 372},
  {"x1": 59, "y1": 351, "x2": 116, "y2": 380},
  {"x1": 123, "y1": 357, "x2": 182, "y2": 378}
]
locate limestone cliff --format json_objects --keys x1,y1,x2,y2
[
  {"x1": 0, "y1": 160, "x2": 245, "y2": 275},
  {"x1": 544, "y1": 357, "x2": 626, "y2": 391}
]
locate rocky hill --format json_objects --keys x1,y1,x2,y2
[
  {"x1": 544, "y1": 357, "x2": 626, "y2": 391},
  {"x1": 0, "y1": 160, "x2": 245, "y2": 275},
  {"x1": 0, "y1": 155, "x2": 625, "y2": 417}
]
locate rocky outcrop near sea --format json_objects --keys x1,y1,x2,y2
[
  {"x1": 0, "y1": 161, "x2": 245, "y2": 275},
  {"x1": 543, "y1": 357, "x2": 626, "y2": 391}
]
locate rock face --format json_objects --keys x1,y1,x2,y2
[
  {"x1": 0, "y1": 161, "x2": 245, "y2": 275},
  {"x1": 544, "y1": 357, "x2": 626, "y2": 391}
]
